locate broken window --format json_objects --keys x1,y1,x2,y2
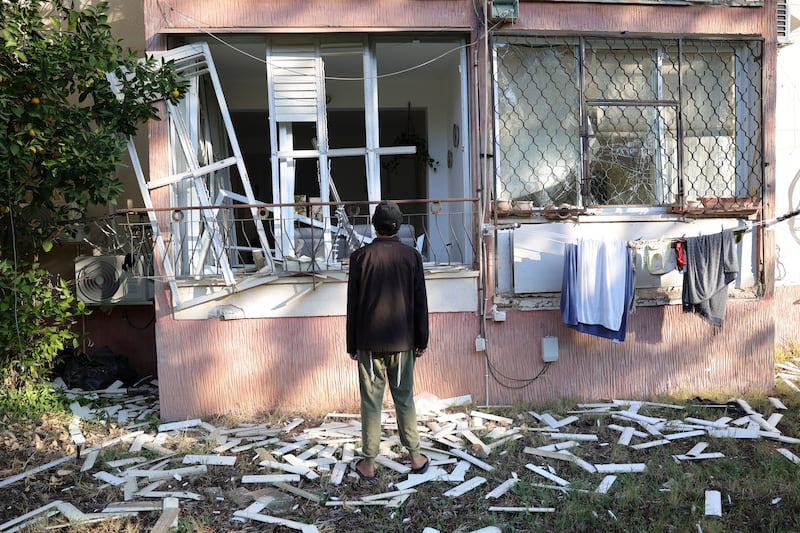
[
  {"x1": 493, "y1": 36, "x2": 763, "y2": 213},
  {"x1": 132, "y1": 36, "x2": 473, "y2": 310}
]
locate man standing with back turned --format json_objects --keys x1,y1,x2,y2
[{"x1": 346, "y1": 201, "x2": 430, "y2": 481}]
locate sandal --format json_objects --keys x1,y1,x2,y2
[
  {"x1": 409, "y1": 455, "x2": 430, "y2": 475},
  {"x1": 350, "y1": 458, "x2": 377, "y2": 481}
]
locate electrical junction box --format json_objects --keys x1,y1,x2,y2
[
  {"x1": 490, "y1": 0, "x2": 519, "y2": 22},
  {"x1": 542, "y1": 336, "x2": 559, "y2": 362},
  {"x1": 475, "y1": 336, "x2": 487, "y2": 352}
]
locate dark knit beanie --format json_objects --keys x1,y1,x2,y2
[{"x1": 372, "y1": 201, "x2": 403, "y2": 235}]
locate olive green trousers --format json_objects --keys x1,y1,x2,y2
[{"x1": 356, "y1": 350, "x2": 421, "y2": 464}]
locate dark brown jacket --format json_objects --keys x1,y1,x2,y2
[{"x1": 346, "y1": 235, "x2": 428, "y2": 354}]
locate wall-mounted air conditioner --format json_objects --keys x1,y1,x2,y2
[{"x1": 75, "y1": 254, "x2": 154, "y2": 305}]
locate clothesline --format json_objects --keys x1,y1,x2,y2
[{"x1": 528, "y1": 207, "x2": 800, "y2": 249}]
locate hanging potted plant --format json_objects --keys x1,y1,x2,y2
[{"x1": 383, "y1": 103, "x2": 439, "y2": 176}]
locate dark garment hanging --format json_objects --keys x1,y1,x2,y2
[{"x1": 682, "y1": 230, "x2": 738, "y2": 326}]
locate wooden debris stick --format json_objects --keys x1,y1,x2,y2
[
  {"x1": 242, "y1": 474, "x2": 302, "y2": 483},
  {"x1": 329, "y1": 461, "x2": 349, "y2": 486},
  {"x1": 296, "y1": 443, "x2": 325, "y2": 460},
  {"x1": 760, "y1": 432, "x2": 800, "y2": 444},
  {"x1": 563, "y1": 452, "x2": 598, "y2": 473},
  {"x1": 766, "y1": 413, "x2": 784, "y2": 428},
  {"x1": 443, "y1": 476, "x2": 487, "y2": 497},
  {"x1": 0, "y1": 431, "x2": 143, "y2": 490},
  {"x1": 536, "y1": 440, "x2": 580, "y2": 453},
  {"x1": 707, "y1": 428, "x2": 759, "y2": 439},
  {"x1": 631, "y1": 439, "x2": 671, "y2": 450},
  {"x1": 769, "y1": 397, "x2": 788, "y2": 410},
  {"x1": 282, "y1": 454, "x2": 317, "y2": 470},
  {"x1": 386, "y1": 493, "x2": 413, "y2": 508},
  {"x1": 394, "y1": 467, "x2": 443, "y2": 490},
  {"x1": 596, "y1": 475, "x2": 617, "y2": 494},
  {"x1": 123, "y1": 477, "x2": 139, "y2": 501},
  {"x1": 485, "y1": 476, "x2": 519, "y2": 499},
  {"x1": 105, "y1": 456, "x2": 148, "y2": 469},
  {"x1": 324, "y1": 500, "x2": 392, "y2": 507},
  {"x1": 664, "y1": 430, "x2": 706, "y2": 441},
  {"x1": 612, "y1": 411, "x2": 666, "y2": 426},
  {"x1": 232, "y1": 509, "x2": 319, "y2": 532},
  {"x1": 272, "y1": 439, "x2": 309, "y2": 456},
  {"x1": 150, "y1": 497, "x2": 180, "y2": 533},
  {"x1": 103, "y1": 501, "x2": 163, "y2": 512},
  {"x1": 547, "y1": 432, "x2": 599, "y2": 442},
  {"x1": 93, "y1": 471, "x2": 127, "y2": 486},
  {"x1": 525, "y1": 463, "x2": 570, "y2": 487},
  {"x1": 80, "y1": 450, "x2": 99, "y2": 472},
  {"x1": 594, "y1": 463, "x2": 646, "y2": 473},
  {"x1": 157, "y1": 419, "x2": 202, "y2": 432},
  {"x1": 213, "y1": 438, "x2": 243, "y2": 453},
  {"x1": 126, "y1": 465, "x2": 208, "y2": 480},
  {"x1": 673, "y1": 452, "x2": 725, "y2": 461},
  {"x1": 781, "y1": 377, "x2": 800, "y2": 392},
  {"x1": 546, "y1": 414, "x2": 580, "y2": 429},
  {"x1": 375, "y1": 455, "x2": 411, "y2": 474},
  {"x1": 441, "y1": 460, "x2": 470, "y2": 482},
  {"x1": 733, "y1": 399, "x2": 781, "y2": 433},
  {"x1": 0, "y1": 501, "x2": 61, "y2": 532},
  {"x1": 136, "y1": 480, "x2": 165, "y2": 496},
  {"x1": 447, "y1": 448, "x2": 495, "y2": 472},
  {"x1": 182, "y1": 454, "x2": 237, "y2": 466},
  {"x1": 705, "y1": 490, "x2": 722, "y2": 517},
  {"x1": 260, "y1": 458, "x2": 319, "y2": 480},
  {"x1": 341, "y1": 443, "x2": 356, "y2": 463},
  {"x1": 142, "y1": 491, "x2": 203, "y2": 501},
  {"x1": 485, "y1": 433, "x2": 523, "y2": 452},
  {"x1": 68, "y1": 420, "x2": 86, "y2": 447},
  {"x1": 685, "y1": 442, "x2": 710, "y2": 457},
  {"x1": 272, "y1": 482, "x2": 322, "y2": 503},
  {"x1": 776, "y1": 448, "x2": 800, "y2": 465},
  {"x1": 487, "y1": 506, "x2": 556, "y2": 513},
  {"x1": 523, "y1": 446, "x2": 574, "y2": 461},
  {"x1": 617, "y1": 427, "x2": 636, "y2": 446},
  {"x1": 361, "y1": 488, "x2": 417, "y2": 502},
  {"x1": 461, "y1": 430, "x2": 491, "y2": 457},
  {"x1": 608, "y1": 424, "x2": 649, "y2": 439},
  {"x1": 469, "y1": 410, "x2": 514, "y2": 425}
]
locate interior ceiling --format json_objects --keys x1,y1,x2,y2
[{"x1": 206, "y1": 39, "x2": 459, "y2": 109}]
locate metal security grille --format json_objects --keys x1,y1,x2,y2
[{"x1": 493, "y1": 36, "x2": 763, "y2": 211}]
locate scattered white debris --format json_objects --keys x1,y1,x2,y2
[{"x1": 704, "y1": 490, "x2": 722, "y2": 516}]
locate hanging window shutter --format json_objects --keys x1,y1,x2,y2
[{"x1": 267, "y1": 48, "x2": 324, "y2": 123}]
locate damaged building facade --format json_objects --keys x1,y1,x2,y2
[{"x1": 75, "y1": 0, "x2": 797, "y2": 420}]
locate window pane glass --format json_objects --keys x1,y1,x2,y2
[{"x1": 494, "y1": 39, "x2": 581, "y2": 206}]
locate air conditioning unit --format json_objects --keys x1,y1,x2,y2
[{"x1": 75, "y1": 254, "x2": 154, "y2": 305}]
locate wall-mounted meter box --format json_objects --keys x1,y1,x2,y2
[{"x1": 490, "y1": 0, "x2": 519, "y2": 22}]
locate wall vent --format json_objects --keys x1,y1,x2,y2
[{"x1": 778, "y1": 0, "x2": 792, "y2": 45}]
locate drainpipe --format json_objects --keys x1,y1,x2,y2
[{"x1": 476, "y1": 0, "x2": 491, "y2": 406}]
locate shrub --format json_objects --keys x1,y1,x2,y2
[{"x1": 0, "y1": 259, "x2": 89, "y2": 388}]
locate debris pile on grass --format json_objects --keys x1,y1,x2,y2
[{"x1": 2, "y1": 369, "x2": 800, "y2": 532}]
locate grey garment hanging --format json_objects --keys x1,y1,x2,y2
[{"x1": 682, "y1": 230, "x2": 739, "y2": 326}]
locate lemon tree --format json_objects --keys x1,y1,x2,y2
[
  {"x1": 0, "y1": 1, "x2": 185, "y2": 395},
  {"x1": 0, "y1": 0, "x2": 185, "y2": 255}
]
